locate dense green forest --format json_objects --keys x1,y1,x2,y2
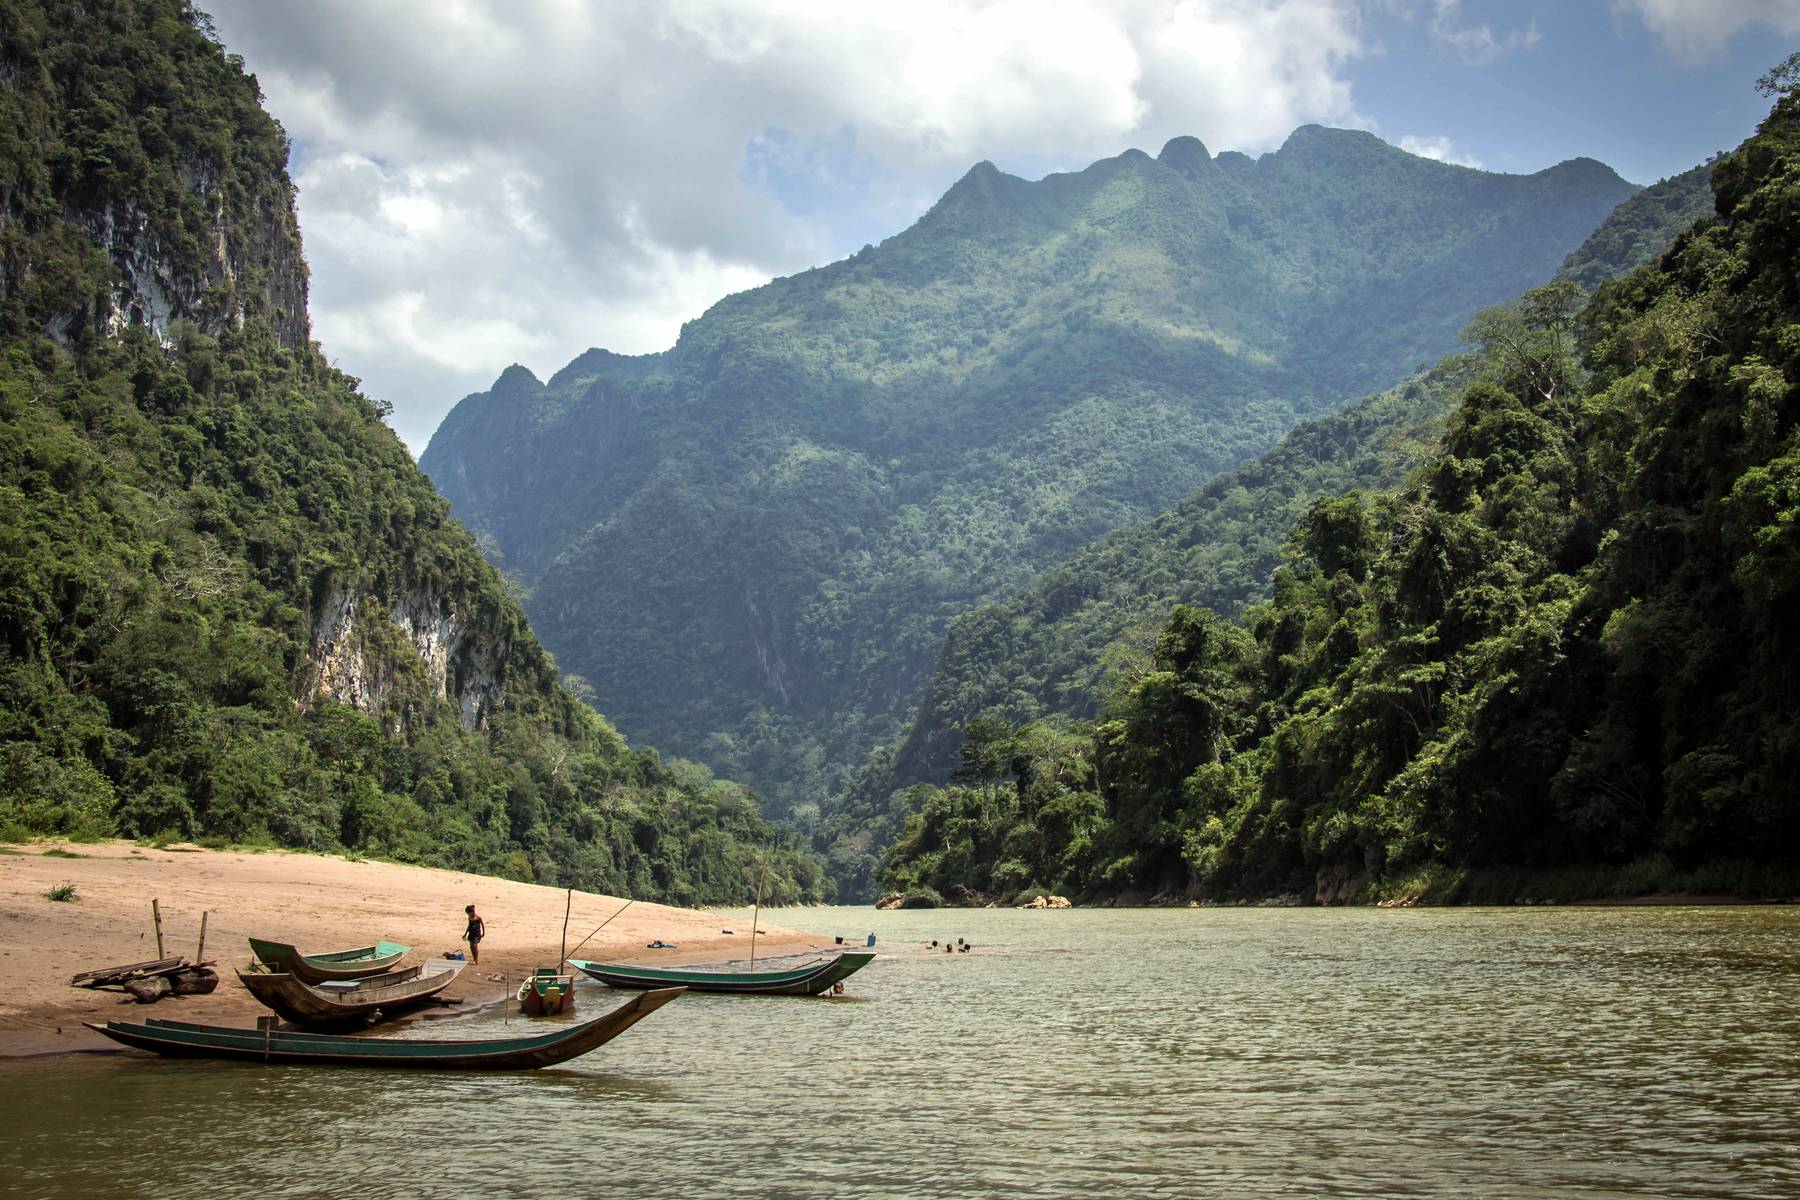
[
  {"x1": 828, "y1": 159, "x2": 1719, "y2": 896},
  {"x1": 821, "y1": 372, "x2": 1462, "y2": 896},
  {"x1": 882, "y1": 72, "x2": 1800, "y2": 906},
  {"x1": 425, "y1": 125, "x2": 1636, "y2": 835},
  {"x1": 0, "y1": 0, "x2": 824, "y2": 904}
]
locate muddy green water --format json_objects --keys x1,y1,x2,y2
[{"x1": 3, "y1": 906, "x2": 1799, "y2": 1199}]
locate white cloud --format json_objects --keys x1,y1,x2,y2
[
  {"x1": 205, "y1": 0, "x2": 1370, "y2": 452},
  {"x1": 1399, "y1": 134, "x2": 1483, "y2": 168},
  {"x1": 1428, "y1": 0, "x2": 1539, "y2": 64},
  {"x1": 1614, "y1": 0, "x2": 1800, "y2": 60}
]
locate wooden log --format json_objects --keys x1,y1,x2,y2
[
  {"x1": 124, "y1": 976, "x2": 173, "y2": 1003},
  {"x1": 151, "y1": 898, "x2": 164, "y2": 959},
  {"x1": 70, "y1": 957, "x2": 186, "y2": 988}
]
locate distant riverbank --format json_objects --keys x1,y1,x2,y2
[
  {"x1": 876, "y1": 857, "x2": 1800, "y2": 911},
  {"x1": 0, "y1": 840, "x2": 831, "y2": 1056}
]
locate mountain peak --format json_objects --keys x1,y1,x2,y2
[
  {"x1": 1157, "y1": 135, "x2": 1214, "y2": 179},
  {"x1": 493, "y1": 363, "x2": 544, "y2": 395},
  {"x1": 954, "y1": 159, "x2": 1005, "y2": 187},
  {"x1": 1274, "y1": 124, "x2": 1395, "y2": 161},
  {"x1": 1537, "y1": 156, "x2": 1631, "y2": 188}
]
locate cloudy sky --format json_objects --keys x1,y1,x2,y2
[{"x1": 203, "y1": 0, "x2": 1800, "y2": 453}]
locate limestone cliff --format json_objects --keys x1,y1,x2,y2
[
  {"x1": 77, "y1": 159, "x2": 310, "y2": 352},
  {"x1": 0, "y1": 0, "x2": 310, "y2": 351},
  {"x1": 304, "y1": 581, "x2": 508, "y2": 732}
]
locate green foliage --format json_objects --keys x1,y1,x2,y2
[
  {"x1": 0, "y1": 0, "x2": 824, "y2": 905},
  {"x1": 1555, "y1": 162, "x2": 1716, "y2": 293},
  {"x1": 862, "y1": 163, "x2": 1708, "y2": 895},
  {"x1": 883, "y1": 77, "x2": 1800, "y2": 901},
  {"x1": 0, "y1": 0, "x2": 304, "y2": 344},
  {"x1": 881, "y1": 718, "x2": 1103, "y2": 902},
  {"x1": 850, "y1": 368, "x2": 1464, "y2": 843},
  {"x1": 43, "y1": 880, "x2": 76, "y2": 901},
  {"x1": 424, "y1": 128, "x2": 1637, "y2": 853}
]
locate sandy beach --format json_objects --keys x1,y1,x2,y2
[{"x1": 0, "y1": 840, "x2": 840, "y2": 1055}]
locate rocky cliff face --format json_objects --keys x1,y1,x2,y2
[
  {"x1": 0, "y1": 1, "x2": 310, "y2": 353},
  {"x1": 77, "y1": 161, "x2": 310, "y2": 353},
  {"x1": 303, "y1": 580, "x2": 510, "y2": 733}
]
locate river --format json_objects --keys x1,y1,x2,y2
[{"x1": 3, "y1": 905, "x2": 1797, "y2": 1199}]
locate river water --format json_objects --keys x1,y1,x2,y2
[{"x1": 3, "y1": 905, "x2": 1798, "y2": 1199}]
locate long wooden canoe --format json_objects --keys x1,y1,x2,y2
[
  {"x1": 238, "y1": 959, "x2": 464, "y2": 1027},
  {"x1": 568, "y1": 950, "x2": 874, "y2": 996},
  {"x1": 84, "y1": 987, "x2": 684, "y2": 1069},
  {"x1": 247, "y1": 938, "x2": 409, "y2": 982}
]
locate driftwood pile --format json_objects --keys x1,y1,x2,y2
[{"x1": 71, "y1": 957, "x2": 220, "y2": 1003}]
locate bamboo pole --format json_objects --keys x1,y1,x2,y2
[
  {"x1": 151, "y1": 898, "x2": 164, "y2": 959},
  {"x1": 559, "y1": 888, "x2": 573, "y2": 967},
  {"x1": 748, "y1": 860, "x2": 767, "y2": 970},
  {"x1": 195, "y1": 911, "x2": 208, "y2": 963},
  {"x1": 563, "y1": 899, "x2": 634, "y2": 963}
]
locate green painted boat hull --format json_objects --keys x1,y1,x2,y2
[
  {"x1": 247, "y1": 938, "x2": 410, "y2": 982},
  {"x1": 568, "y1": 951, "x2": 874, "y2": 996},
  {"x1": 85, "y1": 987, "x2": 683, "y2": 1069},
  {"x1": 518, "y1": 968, "x2": 575, "y2": 1016}
]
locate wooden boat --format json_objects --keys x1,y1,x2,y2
[
  {"x1": 238, "y1": 959, "x2": 464, "y2": 1027},
  {"x1": 84, "y1": 987, "x2": 684, "y2": 1070},
  {"x1": 517, "y1": 967, "x2": 576, "y2": 1016},
  {"x1": 247, "y1": 938, "x2": 409, "y2": 983},
  {"x1": 568, "y1": 950, "x2": 875, "y2": 996}
]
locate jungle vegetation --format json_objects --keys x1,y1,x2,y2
[
  {"x1": 425, "y1": 121, "x2": 1639, "y2": 848},
  {"x1": 832, "y1": 156, "x2": 1718, "y2": 896},
  {"x1": 0, "y1": 0, "x2": 824, "y2": 904},
  {"x1": 880, "y1": 73, "x2": 1800, "y2": 905}
]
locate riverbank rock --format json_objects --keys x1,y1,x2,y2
[
  {"x1": 124, "y1": 976, "x2": 172, "y2": 1003},
  {"x1": 875, "y1": 892, "x2": 904, "y2": 910},
  {"x1": 169, "y1": 966, "x2": 219, "y2": 995},
  {"x1": 1018, "y1": 894, "x2": 1073, "y2": 909},
  {"x1": 1314, "y1": 864, "x2": 1362, "y2": 905}
]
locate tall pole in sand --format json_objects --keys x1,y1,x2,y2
[
  {"x1": 564, "y1": 899, "x2": 634, "y2": 963},
  {"x1": 748, "y1": 860, "x2": 767, "y2": 971},
  {"x1": 559, "y1": 888, "x2": 573, "y2": 967}
]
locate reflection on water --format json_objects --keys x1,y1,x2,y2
[{"x1": 4, "y1": 906, "x2": 1799, "y2": 1199}]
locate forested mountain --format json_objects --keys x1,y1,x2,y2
[
  {"x1": 423, "y1": 127, "x2": 1636, "y2": 829},
  {"x1": 882, "y1": 76, "x2": 1800, "y2": 906},
  {"x1": 833, "y1": 159, "x2": 1723, "y2": 894},
  {"x1": 1557, "y1": 161, "x2": 1714, "y2": 290},
  {"x1": 820, "y1": 372, "x2": 1461, "y2": 891},
  {"x1": 0, "y1": 0, "x2": 823, "y2": 904}
]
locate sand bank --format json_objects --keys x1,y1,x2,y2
[{"x1": 0, "y1": 840, "x2": 841, "y2": 1055}]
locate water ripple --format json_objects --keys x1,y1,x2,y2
[{"x1": 4, "y1": 906, "x2": 1799, "y2": 1199}]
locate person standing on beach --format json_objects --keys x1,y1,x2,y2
[{"x1": 463, "y1": 904, "x2": 485, "y2": 965}]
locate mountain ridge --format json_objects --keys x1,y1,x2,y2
[
  {"x1": 873, "y1": 151, "x2": 1720, "y2": 799},
  {"x1": 422, "y1": 121, "x2": 1638, "y2": 831},
  {"x1": 877, "y1": 83, "x2": 1800, "y2": 905}
]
